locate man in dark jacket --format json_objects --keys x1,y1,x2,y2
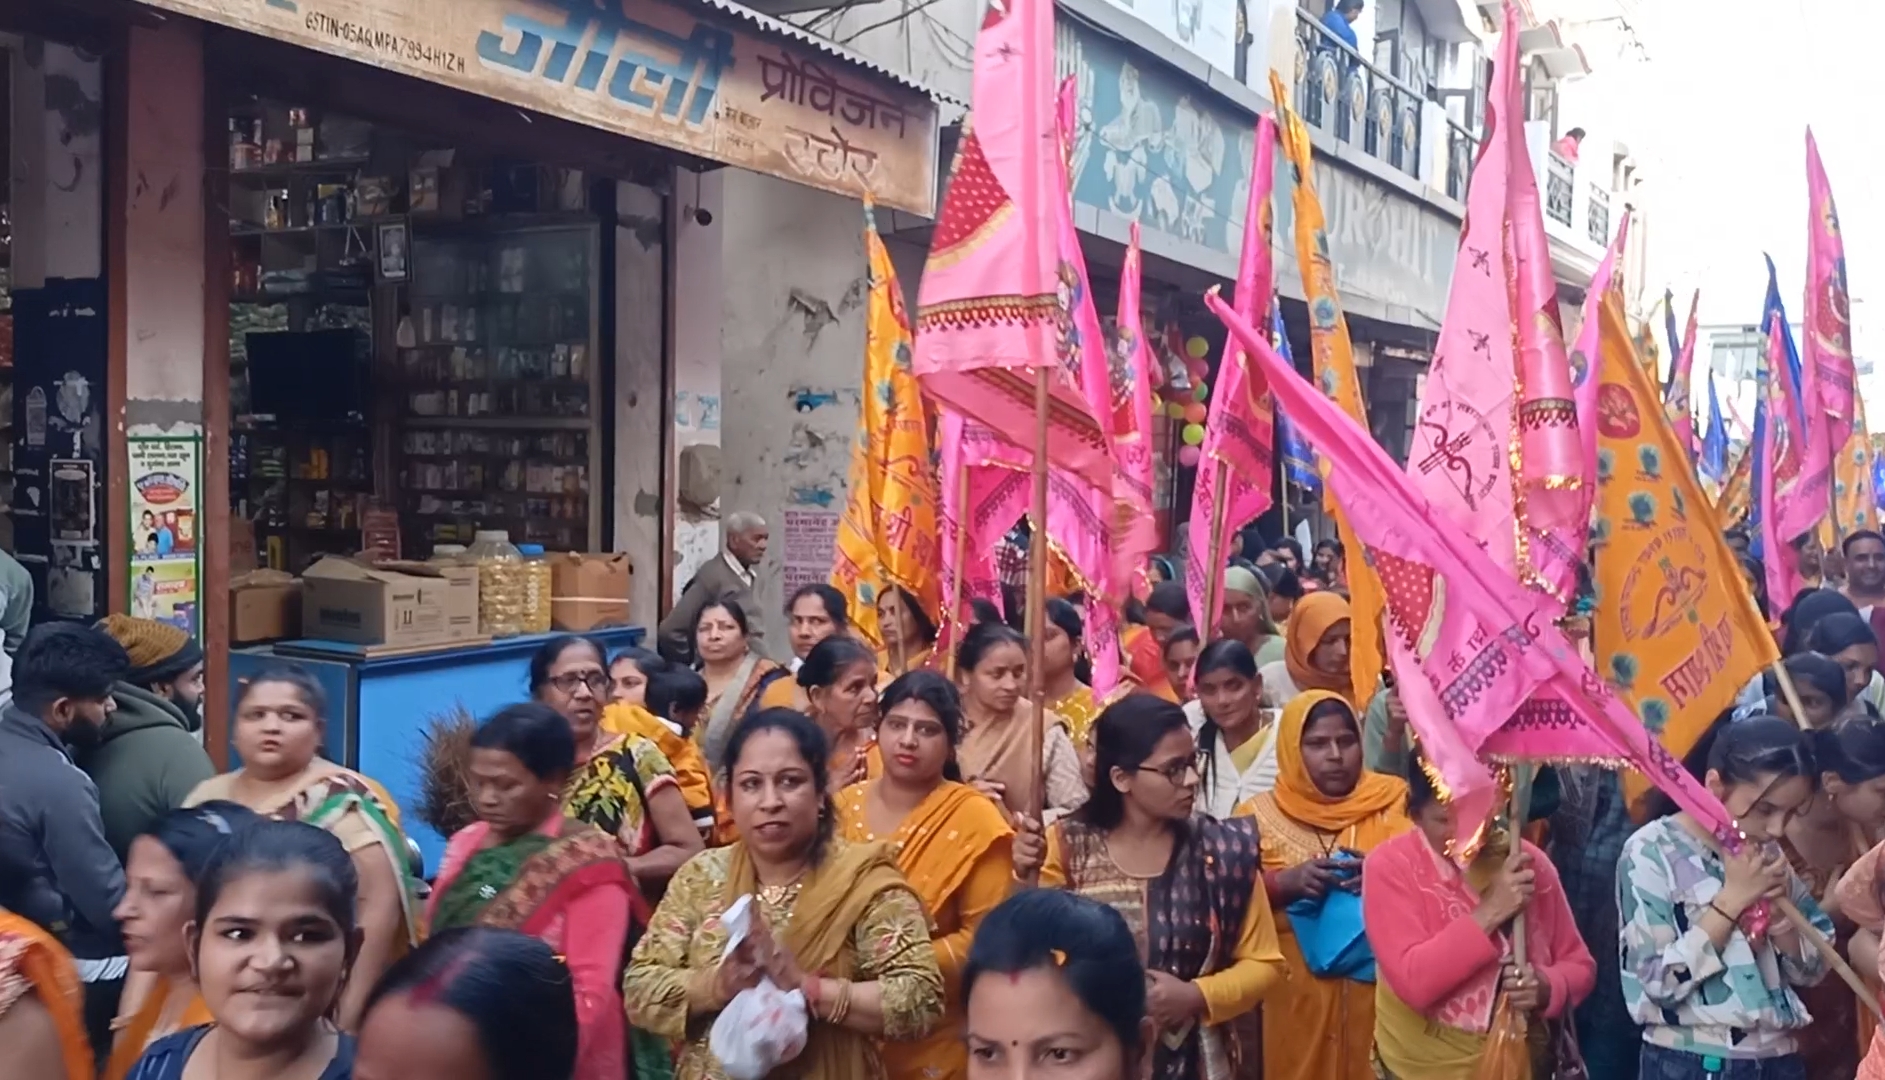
[
  {"x1": 0, "y1": 622, "x2": 132, "y2": 1055},
  {"x1": 82, "y1": 614, "x2": 215, "y2": 861}
]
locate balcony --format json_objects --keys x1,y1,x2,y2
[
  {"x1": 1528, "y1": 122, "x2": 1612, "y2": 287},
  {"x1": 1444, "y1": 118, "x2": 1476, "y2": 201},
  {"x1": 1292, "y1": 9, "x2": 1424, "y2": 181}
]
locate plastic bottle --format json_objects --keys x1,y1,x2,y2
[
  {"x1": 518, "y1": 543, "x2": 553, "y2": 634},
  {"x1": 428, "y1": 543, "x2": 468, "y2": 567},
  {"x1": 468, "y1": 529, "x2": 527, "y2": 637}
]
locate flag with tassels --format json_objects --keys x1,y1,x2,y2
[
  {"x1": 1758, "y1": 257, "x2": 1831, "y2": 609},
  {"x1": 1590, "y1": 284, "x2": 1779, "y2": 816},
  {"x1": 1186, "y1": 114, "x2": 1278, "y2": 639},
  {"x1": 1405, "y1": 0, "x2": 1588, "y2": 612},
  {"x1": 1272, "y1": 73, "x2": 1384, "y2": 710},
  {"x1": 1110, "y1": 222, "x2": 1160, "y2": 599},
  {"x1": 914, "y1": 0, "x2": 1112, "y2": 490},
  {"x1": 832, "y1": 202, "x2": 941, "y2": 650},
  {"x1": 1572, "y1": 218, "x2": 1629, "y2": 488},
  {"x1": 1664, "y1": 290, "x2": 1701, "y2": 460},
  {"x1": 1701, "y1": 371, "x2": 1730, "y2": 486},
  {"x1": 1805, "y1": 129, "x2": 1858, "y2": 456},
  {"x1": 1833, "y1": 396, "x2": 1876, "y2": 539},
  {"x1": 1045, "y1": 75, "x2": 1122, "y2": 697},
  {"x1": 1205, "y1": 286, "x2": 1741, "y2": 856}
]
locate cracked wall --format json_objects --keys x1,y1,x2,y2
[{"x1": 716, "y1": 169, "x2": 866, "y2": 658}]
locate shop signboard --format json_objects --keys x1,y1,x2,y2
[
  {"x1": 132, "y1": 0, "x2": 942, "y2": 215},
  {"x1": 1059, "y1": 20, "x2": 1253, "y2": 258},
  {"x1": 127, "y1": 436, "x2": 204, "y2": 637}
]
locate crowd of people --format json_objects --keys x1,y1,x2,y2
[{"x1": 6, "y1": 518, "x2": 1885, "y2": 1080}]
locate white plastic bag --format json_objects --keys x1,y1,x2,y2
[{"x1": 708, "y1": 894, "x2": 809, "y2": 1080}]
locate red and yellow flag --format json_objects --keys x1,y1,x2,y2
[
  {"x1": 1591, "y1": 287, "x2": 1777, "y2": 813},
  {"x1": 832, "y1": 203, "x2": 941, "y2": 649},
  {"x1": 1833, "y1": 395, "x2": 1876, "y2": 540},
  {"x1": 1714, "y1": 446, "x2": 1752, "y2": 526},
  {"x1": 1273, "y1": 72, "x2": 1383, "y2": 710}
]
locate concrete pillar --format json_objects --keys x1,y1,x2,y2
[
  {"x1": 121, "y1": 21, "x2": 207, "y2": 433},
  {"x1": 669, "y1": 169, "x2": 724, "y2": 604},
  {"x1": 714, "y1": 170, "x2": 866, "y2": 660}
]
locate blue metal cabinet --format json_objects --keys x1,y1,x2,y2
[{"x1": 230, "y1": 627, "x2": 645, "y2": 871}]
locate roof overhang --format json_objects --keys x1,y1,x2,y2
[{"x1": 1518, "y1": 20, "x2": 1593, "y2": 78}]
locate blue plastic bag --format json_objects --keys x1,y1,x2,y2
[{"x1": 1285, "y1": 887, "x2": 1375, "y2": 982}]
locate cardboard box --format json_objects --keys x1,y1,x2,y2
[
  {"x1": 301, "y1": 556, "x2": 478, "y2": 647},
  {"x1": 230, "y1": 517, "x2": 259, "y2": 575},
  {"x1": 231, "y1": 573, "x2": 301, "y2": 644},
  {"x1": 550, "y1": 552, "x2": 631, "y2": 631}
]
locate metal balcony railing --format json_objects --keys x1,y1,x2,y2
[
  {"x1": 1293, "y1": 9, "x2": 1423, "y2": 180},
  {"x1": 1587, "y1": 182, "x2": 1611, "y2": 246},
  {"x1": 1545, "y1": 151, "x2": 1575, "y2": 226},
  {"x1": 1445, "y1": 118, "x2": 1477, "y2": 200}
]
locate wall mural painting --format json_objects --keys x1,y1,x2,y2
[{"x1": 1060, "y1": 21, "x2": 1253, "y2": 258}]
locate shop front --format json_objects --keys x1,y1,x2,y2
[{"x1": 63, "y1": 0, "x2": 938, "y2": 857}]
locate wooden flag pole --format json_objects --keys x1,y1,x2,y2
[
  {"x1": 945, "y1": 463, "x2": 969, "y2": 680},
  {"x1": 1759, "y1": 659, "x2": 1884, "y2": 1022},
  {"x1": 1025, "y1": 362, "x2": 1051, "y2": 830},
  {"x1": 1508, "y1": 766, "x2": 1536, "y2": 971},
  {"x1": 1200, "y1": 458, "x2": 1230, "y2": 637}
]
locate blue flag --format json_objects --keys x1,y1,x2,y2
[
  {"x1": 1662, "y1": 287, "x2": 1681, "y2": 397},
  {"x1": 1701, "y1": 370, "x2": 1729, "y2": 483},
  {"x1": 1272, "y1": 306, "x2": 1319, "y2": 495}
]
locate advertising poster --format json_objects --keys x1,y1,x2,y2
[{"x1": 127, "y1": 436, "x2": 203, "y2": 635}]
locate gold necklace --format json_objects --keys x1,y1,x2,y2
[{"x1": 757, "y1": 866, "x2": 809, "y2": 906}]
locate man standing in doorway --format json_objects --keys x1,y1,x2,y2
[
  {"x1": 658, "y1": 511, "x2": 771, "y2": 663},
  {"x1": 0, "y1": 622, "x2": 133, "y2": 1057}
]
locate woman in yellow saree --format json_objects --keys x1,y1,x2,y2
[
  {"x1": 0, "y1": 909, "x2": 94, "y2": 1080},
  {"x1": 878, "y1": 586, "x2": 939, "y2": 678},
  {"x1": 836, "y1": 671, "x2": 1014, "y2": 1080},
  {"x1": 1042, "y1": 598, "x2": 1100, "y2": 747},
  {"x1": 1236, "y1": 689, "x2": 1411, "y2": 1080},
  {"x1": 625, "y1": 709, "x2": 944, "y2": 1080}
]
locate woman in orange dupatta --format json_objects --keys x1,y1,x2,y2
[
  {"x1": 104, "y1": 803, "x2": 260, "y2": 1079},
  {"x1": 694, "y1": 599, "x2": 788, "y2": 773},
  {"x1": 0, "y1": 910, "x2": 93, "y2": 1080},
  {"x1": 1237, "y1": 689, "x2": 1411, "y2": 1080},
  {"x1": 879, "y1": 586, "x2": 939, "y2": 678},
  {"x1": 837, "y1": 671, "x2": 1014, "y2": 1080},
  {"x1": 1257, "y1": 593, "x2": 1355, "y2": 709}
]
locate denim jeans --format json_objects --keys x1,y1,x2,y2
[{"x1": 1638, "y1": 1044, "x2": 1807, "y2": 1080}]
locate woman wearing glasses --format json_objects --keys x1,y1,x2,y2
[
  {"x1": 1013, "y1": 695, "x2": 1284, "y2": 1080},
  {"x1": 529, "y1": 635, "x2": 704, "y2": 891}
]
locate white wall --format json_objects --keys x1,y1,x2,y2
[
  {"x1": 670, "y1": 169, "x2": 724, "y2": 601},
  {"x1": 613, "y1": 180, "x2": 667, "y2": 626},
  {"x1": 715, "y1": 170, "x2": 867, "y2": 659},
  {"x1": 8, "y1": 35, "x2": 103, "y2": 289}
]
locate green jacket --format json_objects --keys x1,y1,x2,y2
[{"x1": 79, "y1": 683, "x2": 216, "y2": 863}]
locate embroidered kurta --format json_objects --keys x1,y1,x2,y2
[{"x1": 624, "y1": 844, "x2": 944, "y2": 1080}]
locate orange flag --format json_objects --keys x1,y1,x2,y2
[
  {"x1": 832, "y1": 203, "x2": 941, "y2": 649},
  {"x1": 1591, "y1": 286, "x2": 1777, "y2": 812},
  {"x1": 1273, "y1": 73, "x2": 1383, "y2": 710}
]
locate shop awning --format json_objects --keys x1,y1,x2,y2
[{"x1": 126, "y1": 0, "x2": 945, "y2": 215}]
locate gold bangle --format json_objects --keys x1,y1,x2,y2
[{"x1": 829, "y1": 979, "x2": 853, "y2": 1024}]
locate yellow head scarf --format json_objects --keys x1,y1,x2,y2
[
  {"x1": 1272, "y1": 689, "x2": 1408, "y2": 833},
  {"x1": 1284, "y1": 591, "x2": 1353, "y2": 701}
]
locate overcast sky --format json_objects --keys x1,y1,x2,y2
[{"x1": 1615, "y1": 0, "x2": 1880, "y2": 376}]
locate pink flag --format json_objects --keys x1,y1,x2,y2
[
  {"x1": 1665, "y1": 291, "x2": 1701, "y2": 459},
  {"x1": 1208, "y1": 288, "x2": 1737, "y2": 852},
  {"x1": 1805, "y1": 129, "x2": 1857, "y2": 453},
  {"x1": 1186, "y1": 116, "x2": 1279, "y2": 634},
  {"x1": 1407, "y1": 0, "x2": 1587, "y2": 609},
  {"x1": 1110, "y1": 223, "x2": 1160, "y2": 600},
  {"x1": 1761, "y1": 313, "x2": 1812, "y2": 607},
  {"x1": 936, "y1": 413, "x2": 1030, "y2": 656},
  {"x1": 914, "y1": 0, "x2": 1112, "y2": 490},
  {"x1": 1570, "y1": 217, "x2": 1629, "y2": 474}
]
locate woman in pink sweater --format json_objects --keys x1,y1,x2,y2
[{"x1": 1362, "y1": 757, "x2": 1596, "y2": 1079}]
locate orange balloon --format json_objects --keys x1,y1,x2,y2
[{"x1": 1183, "y1": 401, "x2": 1208, "y2": 424}]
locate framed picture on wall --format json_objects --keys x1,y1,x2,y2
[{"x1": 375, "y1": 218, "x2": 410, "y2": 284}]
